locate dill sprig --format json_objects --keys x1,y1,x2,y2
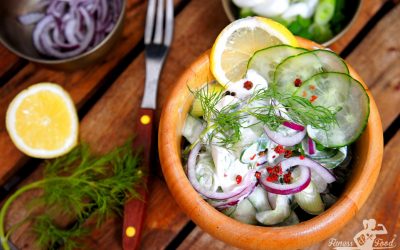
[
  {"x1": 191, "y1": 85, "x2": 247, "y2": 147},
  {"x1": 0, "y1": 141, "x2": 143, "y2": 250},
  {"x1": 190, "y1": 84, "x2": 338, "y2": 147},
  {"x1": 249, "y1": 88, "x2": 339, "y2": 131}
]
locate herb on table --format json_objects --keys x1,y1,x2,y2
[{"x1": 0, "y1": 142, "x2": 143, "y2": 250}]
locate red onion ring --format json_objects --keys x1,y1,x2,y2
[
  {"x1": 21, "y1": 0, "x2": 123, "y2": 59},
  {"x1": 264, "y1": 126, "x2": 306, "y2": 146},
  {"x1": 212, "y1": 182, "x2": 257, "y2": 209},
  {"x1": 187, "y1": 144, "x2": 256, "y2": 200},
  {"x1": 260, "y1": 166, "x2": 311, "y2": 195},
  {"x1": 308, "y1": 137, "x2": 316, "y2": 155},
  {"x1": 282, "y1": 121, "x2": 305, "y2": 131},
  {"x1": 280, "y1": 156, "x2": 336, "y2": 183},
  {"x1": 18, "y1": 13, "x2": 45, "y2": 25}
]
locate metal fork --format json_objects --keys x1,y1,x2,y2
[{"x1": 123, "y1": 0, "x2": 174, "y2": 249}]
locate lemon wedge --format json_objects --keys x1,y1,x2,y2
[
  {"x1": 6, "y1": 83, "x2": 79, "y2": 159},
  {"x1": 210, "y1": 16, "x2": 298, "y2": 85}
]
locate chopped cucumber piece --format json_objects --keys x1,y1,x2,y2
[
  {"x1": 190, "y1": 82, "x2": 225, "y2": 117},
  {"x1": 247, "y1": 185, "x2": 271, "y2": 212},
  {"x1": 295, "y1": 181, "x2": 324, "y2": 215},
  {"x1": 239, "y1": 7, "x2": 255, "y2": 18},
  {"x1": 231, "y1": 198, "x2": 257, "y2": 224},
  {"x1": 256, "y1": 195, "x2": 291, "y2": 225},
  {"x1": 222, "y1": 205, "x2": 237, "y2": 216},
  {"x1": 247, "y1": 45, "x2": 307, "y2": 84},
  {"x1": 315, "y1": 146, "x2": 348, "y2": 169},
  {"x1": 239, "y1": 137, "x2": 268, "y2": 164},
  {"x1": 295, "y1": 72, "x2": 370, "y2": 148},
  {"x1": 276, "y1": 211, "x2": 300, "y2": 226},
  {"x1": 239, "y1": 142, "x2": 259, "y2": 164},
  {"x1": 315, "y1": 0, "x2": 336, "y2": 25},
  {"x1": 182, "y1": 114, "x2": 204, "y2": 144},
  {"x1": 274, "y1": 50, "x2": 348, "y2": 95}
]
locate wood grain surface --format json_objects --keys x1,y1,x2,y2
[
  {"x1": 0, "y1": 0, "x2": 398, "y2": 249},
  {"x1": 0, "y1": 0, "x2": 183, "y2": 186}
]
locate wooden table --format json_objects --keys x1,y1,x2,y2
[{"x1": 0, "y1": 0, "x2": 399, "y2": 249}]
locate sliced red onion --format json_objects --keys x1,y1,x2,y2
[
  {"x1": 280, "y1": 156, "x2": 336, "y2": 183},
  {"x1": 308, "y1": 137, "x2": 316, "y2": 155},
  {"x1": 187, "y1": 144, "x2": 255, "y2": 200},
  {"x1": 20, "y1": 0, "x2": 122, "y2": 59},
  {"x1": 264, "y1": 126, "x2": 306, "y2": 147},
  {"x1": 260, "y1": 166, "x2": 311, "y2": 195},
  {"x1": 282, "y1": 121, "x2": 305, "y2": 131},
  {"x1": 212, "y1": 181, "x2": 257, "y2": 209},
  {"x1": 18, "y1": 13, "x2": 45, "y2": 25}
]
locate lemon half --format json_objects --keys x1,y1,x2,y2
[
  {"x1": 6, "y1": 83, "x2": 79, "y2": 159},
  {"x1": 210, "y1": 16, "x2": 298, "y2": 85}
]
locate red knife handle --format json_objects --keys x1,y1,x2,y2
[{"x1": 123, "y1": 108, "x2": 154, "y2": 250}]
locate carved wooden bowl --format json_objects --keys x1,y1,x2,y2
[{"x1": 159, "y1": 38, "x2": 383, "y2": 250}]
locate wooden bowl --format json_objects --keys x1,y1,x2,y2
[
  {"x1": 221, "y1": 0, "x2": 362, "y2": 47},
  {"x1": 158, "y1": 38, "x2": 383, "y2": 250}
]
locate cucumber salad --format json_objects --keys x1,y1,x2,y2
[{"x1": 182, "y1": 44, "x2": 369, "y2": 225}]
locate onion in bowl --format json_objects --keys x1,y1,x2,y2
[{"x1": 19, "y1": 0, "x2": 123, "y2": 59}]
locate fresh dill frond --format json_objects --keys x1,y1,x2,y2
[
  {"x1": 0, "y1": 141, "x2": 144, "y2": 250},
  {"x1": 189, "y1": 83, "x2": 338, "y2": 148}
]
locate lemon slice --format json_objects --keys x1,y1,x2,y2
[
  {"x1": 210, "y1": 16, "x2": 298, "y2": 85},
  {"x1": 6, "y1": 83, "x2": 79, "y2": 159}
]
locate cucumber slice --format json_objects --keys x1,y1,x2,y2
[
  {"x1": 247, "y1": 45, "x2": 307, "y2": 84},
  {"x1": 247, "y1": 185, "x2": 271, "y2": 212},
  {"x1": 276, "y1": 211, "x2": 300, "y2": 226},
  {"x1": 274, "y1": 50, "x2": 349, "y2": 95},
  {"x1": 231, "y1": 198, "x2": 257, "y2": 224},
  {"x1": 239, "y1": 143, "x2": 258, "y2": 164},
  {"x1": 256, "y1": 195, "x2": 291, "y2": 225},
  {"x1": 221, "y1": 205, "x2": 237, "y2": 216},
  {"x1": 315, "y1": 146, "x2": 348, "y2": 169},
  {"x1": 295, "y1": 72, "x2": 370, "y2": 148},
  {"x1": 294, "y1": 181, "x2": 324, "y2": 215},
  {"x1": 182, "y1": 115, "x2": 204, "y2": 144}
]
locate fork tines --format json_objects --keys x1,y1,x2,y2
[{"x1": 144, "y1": 0, "x2": 174, "y2": 46}]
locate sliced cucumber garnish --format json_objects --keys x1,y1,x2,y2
[
  {"x1": 294, "y1": 181, "x2": 324, "y2": 215},
  {"x1": 231, "y1": 198, "x2": 257, "y2": 224},
  {"x1": 247, "y1": 45, "x2": 307, "y2": 84},
  {"x1": 295, "y1": 72, "x2": 370, "y2": 148},
  {"x1": 274, "y1": 50, "x2": 349, "y2": 95},
  {"x1": 315, "y1": 146, "x2": 348, "y2": 169},
  {"x1": 276, "y1": 211, "x2": 300, "y2": 226},
  {"x1": 182, "y1": 115, "x2": 204, "y2": 144},
  {"x1": 247, "y1": 185, "x2": 271, "y2": 212},
  {"x1": 256, "y1": 195, "x2": 291, "y2": 225},
  {"x1": 239, "y1": 137, "x2": 269, "y2": 164}
]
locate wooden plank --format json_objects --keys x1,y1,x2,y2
[
  {"x1": 2, "y1": 0, "x2": 228, "y2": 249},
  {"x1": 78, "y1": 0, "x2": 231, "y2": 248},
  {"x1": 0, "y1": 48, "x2": 22, "y2": 82},
  {"x1": 179, "y1": 4, "x2": 400, "y2": 249},
  {"x1": 0, "y1": 0, "x2": 184, "y2": 185},
  {"x1": 329, "y1": 0, "x2": 388, "y2": 53},
  {"x1": 346, "y1": 4, "x2": 400, "y2": 130},
  {"x1": 178, "y1": 226, "x2": 239, "y2": 250}
]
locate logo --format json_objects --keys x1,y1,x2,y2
[{"x1": 328, "y1": 219, "x2": 397, "y2": 250}]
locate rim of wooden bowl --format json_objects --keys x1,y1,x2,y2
[{"x1": 158, "y1": 37, "x2": 383, "y2": 250}]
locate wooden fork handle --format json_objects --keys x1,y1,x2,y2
[{"x1": 123, "y1": 108, "x2": 154, "y2": 250}]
